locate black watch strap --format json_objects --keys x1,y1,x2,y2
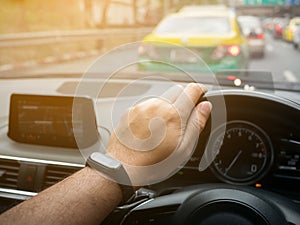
[{"x1": 86, "y1": 152, "x2": 135, "y2": 205}]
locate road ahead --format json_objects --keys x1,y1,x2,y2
[
  {"x1": 249, "y1": 34, "x2": 300, "y2": 83},
  {"x1": 1, "y1": 34, "x2": 299, "y2": 84}
]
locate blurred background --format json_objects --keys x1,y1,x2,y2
[
  {"x1": 1, "y1": 0, "x2": 299, "y2": 32},
  {"x1": 0, "y1": 0, "x2": 300, "y2": 81}
]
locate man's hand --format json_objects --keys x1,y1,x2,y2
[
  {"x1": 107, "y1": 83, "x2": 212, "y2": 185},
  {"x1": 0, "y1": 83, "x2": 213, "y2": 225}
]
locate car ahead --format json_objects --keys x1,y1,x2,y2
[
  {"x1": 272, "y1": 17, "x2": 289, "y2": 39},
  {"x1": 282, "y1": 17, "x2": 300, "y2": 42},
  {"x1": 138, "y1": 8, "x2": 249, "y2": 73},
  {"x1": 293, "y1": 24, "x2": 300, "y2": 49},
  {"x1": 237, "y1": 16, "x2": 265, "y2": 57}
]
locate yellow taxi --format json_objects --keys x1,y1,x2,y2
[
  {"x1": 282, "y1": 17, "x2": 300, "y2": 42},
  {"x1": 138, "y1": 6, "x2": 249, "y2": 73}
]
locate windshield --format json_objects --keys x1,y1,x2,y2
[
  {"x1": 0, "y1": 1, "x2": 300, "y2": 101},
  {"x1": 155, "y1": 17, "x2": 231, "y2": 35}
]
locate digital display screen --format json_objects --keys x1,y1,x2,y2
[{"x1": 8, "y1": 94, "x2": 99, "y2": 148}]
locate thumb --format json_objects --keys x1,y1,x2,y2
[
  {"x1": 196, "y1": 101, "x2": 212, "y2": 132},
  {"x1": 182, "y1": 101, "x2": 212, "y2": 144},
  {"x1": 176, "y1": 101, "x2": 212, "y2": 158}
]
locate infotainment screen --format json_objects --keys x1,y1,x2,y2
[{"x1": 8, "y1": 94, "x2": 99, "y2": 148}]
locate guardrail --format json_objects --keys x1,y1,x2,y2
[
  {"x1": 0, "y1": 27, "x2": 153, "y2": 71},
  {"x1": 0, "y1": 27, "x2": 153, "y2": 48}
]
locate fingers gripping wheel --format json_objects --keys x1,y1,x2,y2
[{"x1": 174, "y1": 188, "x2": 289, "y2": 225}]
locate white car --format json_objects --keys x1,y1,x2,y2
[
  {"x1": 238, "y1": 16, "x2": 265, "y2": 57},
  {"x1": 293, "y1": 24, "x2": 300, "y2": 49}
]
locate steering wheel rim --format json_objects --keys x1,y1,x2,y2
[
  {"x1": 174, "y1": 185, "x2": 289, "y2": 225},
  {"x1": 110, "y1": 184, "x2": 300, "y2": 225}
]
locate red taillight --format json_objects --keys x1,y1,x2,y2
[
  {"x1": 227, "y1": 75, "x2": 236, "y2": 81},
  {"x1": 257, "y1": 33, "x2": 265, "y2": 39},
  {"x1": 227, "y1": 45, "x2": 241, "y2": 57},
  {"x1": 275, "y1": 24, "x2": 282, "y2": 31},
  {"x1": 211, "y1": 45, "x2": 241, "y2": 59}
]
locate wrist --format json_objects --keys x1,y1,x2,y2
[
  {"x1": 86, "y1": 152, "x2": 136, "y2": 204},
  {"x1": 84, "y1": 166, "x2": 123, "y2": 201}
]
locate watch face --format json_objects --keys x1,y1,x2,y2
[
  {"x1": 87, "y1": 152, "x2": 130, "y2": 184},
  {"x1": 87, "y1": 152, "x2": 135, "y2": 204},
  {"x1": 90, "y1": 152, "x2": 121, "y2": 169}
]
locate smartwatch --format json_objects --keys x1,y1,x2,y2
[{"x1": 86, "y1": 152, "x2": 135, "y2": 205}]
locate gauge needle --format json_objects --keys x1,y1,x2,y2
[{"x1": 225, "y1": 150, "x2": 242, "y2": 175}]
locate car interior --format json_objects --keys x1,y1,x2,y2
[
  {"x1": 0, "y1": 1, "x2": 300, "y2": 225},
  {"x1": 0, "y1": 70, "x2": 299, "y2": 225}
]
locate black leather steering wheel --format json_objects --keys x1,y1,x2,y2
[
  {"x1": 104, "y1": 184, "x2": 300, "y2": 225},
  {"x1": 174, "y1": 184, "x2": 298, "y2": 225},
  {"x1": 102, "y1": 92, "x2": 300, "y2": 225}
]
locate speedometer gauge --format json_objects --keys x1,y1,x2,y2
[{"x1": 210, "y1": 121, "x2": 273, "y2": 185}]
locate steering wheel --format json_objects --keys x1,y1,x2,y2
[
  {"x1": 102, "y1": 91, "x2": 300, "y2": 225},
  {"x1": 102, "y1": 184, "x2": 300, "y2": 225},
  {"x1": 173, "y1": 184, "x2": 299, "y2": 225}
]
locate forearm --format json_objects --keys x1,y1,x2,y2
[
  {"x1": 0, "y1": 83, "x2": 211, "y2": 225},
  {"x1": 0, "y1": 166, "x2": 122, "y2": 225}
]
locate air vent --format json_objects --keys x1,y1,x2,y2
[
  {"x1": 42, "y1": 165, "x2": 80, "y2": 190},
  {"x1": 0, "y1": 159, "x2": 20, "y2": 189}
]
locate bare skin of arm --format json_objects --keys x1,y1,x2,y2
[
  {"x1": 0, "y1": 167, "x2": 122, "y2": 225},
  {"x1": 0, "y1": 83, "x2": 212, "y2": 225}
]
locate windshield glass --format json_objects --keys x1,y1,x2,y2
[
  {"x1": 155, "y1": 17, "x2": 231, "y2": 35},
  {"x1": 0, "y1": 1, "x2": 300, "y2": 101}
]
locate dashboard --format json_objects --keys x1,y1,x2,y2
[
  {"x1": 0, "y1": 77, "x2": 299, "y2": 224},
  {"x1": 150, "y1": 91, "x2": 300, "y2": 197}
]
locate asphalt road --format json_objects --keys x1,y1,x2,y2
[
  {"x1": 1, "y1": 34, "x2": 299, "y2": 84},
  {"x1": 249, "y1": 34, "x2": 300, "y2": 83}
]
